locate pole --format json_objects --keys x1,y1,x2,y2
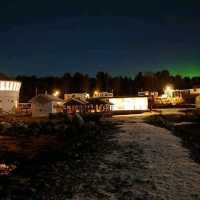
[{"x1": 35, "y1": 88, "x2": 38, "y2": 96}]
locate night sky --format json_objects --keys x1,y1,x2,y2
[{"x1": 0, "y1": 0, "x2": 200, "y2": 77}]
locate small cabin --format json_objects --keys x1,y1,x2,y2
[
  {"x1": 196, "y1": 95, "x2": 200, "y2": 109},
  {"x1": 64, "y1": 97, "x2": 112, "y2": 114},
  {"x1": 64, "y1": 98, "x2": 88, "y2": 113},
  {"x1": 30, "y1": 94, "x2": 64, "y2": 117}
]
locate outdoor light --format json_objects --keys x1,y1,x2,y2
[
  {"x1": 94, "y1": 90, "x2": 99, "y2": 96},
  {"x1": 164, "y1": 85, "x2": 173, "y2": 98},
  {"x1": 85, "y1": 93, "x2": 90, "y2": 98},
  {"x1": 165, "y1": 86, "x2": 172, "y2": 92},
  {"x1": 53, "y1": 90, "x2": 60, "y2": 97}
]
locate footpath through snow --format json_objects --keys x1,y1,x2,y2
[
  {"x1": 105, "y1": 116, "x2": 200, "y2": 200},
  {"x1": 74, "y1": 115, "x2": 200, "y2": 199}
]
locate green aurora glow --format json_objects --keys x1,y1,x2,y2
[
  {"x1": 154, "y1": 64, "x2": 200, "y2": 78},
  {"x1": 169, "y1": 65, "x2": 200, "y2": 78}
]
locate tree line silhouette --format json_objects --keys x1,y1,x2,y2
[{"x1": 15, "y1": 70, "x2": 200, "y2": 102}]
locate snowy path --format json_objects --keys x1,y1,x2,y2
[
  {"x1": 107, "y1": 116, "x2": 200, "y2": 200},
  {"x1": 70, "y1": 115, "x2": 200, "y2": 199},
  {"x1": 2, "y1": 115, "x2": 200, "y2": 200}
]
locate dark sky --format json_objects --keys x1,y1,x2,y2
[{"x1": 0, "y1": 0, "x2": 200, "y2": 77}]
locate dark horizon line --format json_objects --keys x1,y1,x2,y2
[{"x1": 3, "y1": 70, "x2": 200, "y2": 79}]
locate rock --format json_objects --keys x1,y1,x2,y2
[
  {"x1": 72, "y1": 113, "x2": 85, "y2": 127},
  {"x1": 87, "y1": 121, "x2": 96, "y2": 127},
  {"x1": 18, "y1": 177, "x2": 30, "y2": 185},
  {"x1": 17, "y1": 122, "x2": 28, "y2": 129},
  {"x1": 64, "y1": 114, "x2": 73, "y2": 123},
  {"x1": 120, "y1": 191, "x2": 134, "y2": 200},
  {"x1": 62, "y1": 124, "x2": 68, "y2": 131},
  {"x1": 0, "y1": 121, "x2": 12, "y2": 130},
  {"x1": 54, "y1": 124, "x2": 62, "y2": 132},
  {"x1": 120, "y1": 190, "x2": 150, "y2": 200}
]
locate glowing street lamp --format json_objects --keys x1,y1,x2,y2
[
  {"x1": 85, "y1": 93, "x2": 90, "y2": 98},
  {"x1": 94, "y1": 90, "x2": 99, "y2": 97},
  {"x1": 164, "y1": 85, "x2": 173, "y2": 98},
  {"x1": 53, "y1": 90, "x2": 60, "y2": 97}
]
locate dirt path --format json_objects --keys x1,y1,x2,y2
[{"x1": 73, "y1": 115, "x2": 200, "y2": 200}]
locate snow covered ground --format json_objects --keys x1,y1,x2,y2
[
  {"x1": 74, "y1": 114, "x2": 200, "y2": 199},
  {"x1": 2, "y1": 113, "x2": 199, "y2": 199},
  {"x1": 110, "y1": 116, "x2": 200, "y2": 199}
]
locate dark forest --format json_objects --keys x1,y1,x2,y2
[{"x1": 15, "y1": 70, "x2": 200, "y2": 102}]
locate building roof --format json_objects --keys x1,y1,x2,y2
[
  {"x1": 64, "y1": 97, "x2": 113, "y2": 106},
  {"x1": 87, "y1": 98, "x2": 113, "y2": 105},
  {"x1": 0, "y1": 73, "x2": 11, "y2": 80},
  {"x1": 64, "y1": 98, "x2": 88, "y2": 106},
  {"x1": 196, "y1": 95, "x2": 200, "y2": 100},
  {"x1": 29, "y1": 94, "x2": 64, "y2": 104}
]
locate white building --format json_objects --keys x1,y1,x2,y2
[
  {"x1": 0, "y1": 76, "x2": 21, "y2": 114},
  {"x1": 138, "y1": 91, "x2": 158, "y2": 97},
  {"x1": 196, "y1": 95, "x2": 200, "y2": 109},
  {"x1": 190, "y1": 88, "x2": 200, "y2": 95},
  {"x1": 30, "y1": 94, "x2": 64, "y2": 117},
  {"x1": 172, "y1": 88, "x2": 200, "y2": 97},
  {"x1": 64, "y1": 93, "x2": 90, "y2": 101},
  {"x1": 109, "y1": 97, "x2": 148, "y2": 111},
  {"x1": 93, "y1": 91, "x2": 113, "y2": 98}
]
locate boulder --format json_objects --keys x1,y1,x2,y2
[
  {"x1": 0, "y1": 121, "x2": 12, "y2": 129},
  {"x1": 72, "y1": 113, "x2": 85, "y2": 127},
  {"x1": 0, "y1": 121, "x2": 12, "y2": 133}
]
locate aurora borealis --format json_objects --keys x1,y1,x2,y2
[
  {"x1": 0, "y1": 0, "x2": 200, "y2": 77},
  {"x1": 170, "y1": 65, "x2": 200, "y2": 78}
]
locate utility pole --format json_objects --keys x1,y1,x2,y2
[{"x1": 35, "y1": 88, "x2": 38, "y2": 96}]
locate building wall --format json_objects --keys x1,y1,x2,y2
[
  {"x1": 109, "y1": 97, "x2": 148, "y2": 111},
  {"x1": 51, "y1": 101, "x2": 64, "y2": 113},
  {"x1": 64, "y1": 93, "x2": 89, "y2": 100},
  {"x1": 32, "y1": 102, "x2": 53, "y2": 117},
  {"x1": 190, "y1": 88, "x2": 200, "y2": 95},
  {"x1": 32, "y1": 101, "x2": 63, "y2": 117},
  {"x1": 93, "y1": 92, "x2": 113, "y2": 98},
  {"x1": 172, "y1": 88, "x2": 200, "y2": 97},
  {"x1": 196, "y1": 96, "x2": 200, "y2": 109},
  {"x1": 138, "y1": 91, "x2": 158, "y2": 97},
  {"x1": 0, "y1": 81, "x2": 21, "y2": 114}
]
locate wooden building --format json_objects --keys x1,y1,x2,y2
[
  {"x1": 64, "y1": 98, "x2": 112, "y2": 114},
  {"x1": 30, "y1": 94, "x2": 64, "y2": 117},
  {"x1": 64, "y1": 98, "x2": 88, "y2": 113},
  {"x1": 196, "y1": 95, "x2": 200, "y2": 109}
]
